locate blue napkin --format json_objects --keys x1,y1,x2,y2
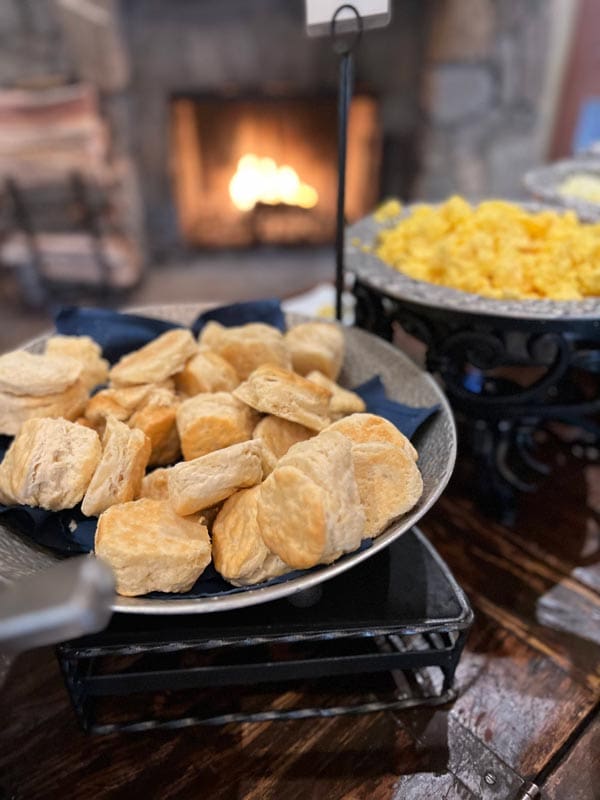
[
  {"x1": 0, "y1": 301, "x2": 439, "y2": 597},
  {"x1": 354, "y1": 376, "x2": 439, "y2": 440}
]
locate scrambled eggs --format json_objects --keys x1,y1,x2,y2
[
  {"x1": 372, "y1": 196, "x2": 600, "y2": 300},
  {"x1": 557, "y1": 173, "x2": 600, "y2": 205}
]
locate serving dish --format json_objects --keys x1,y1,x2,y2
[
  {"x1": 523, "y1": 158, "x2": 600, "y2": 224},
  {"x1": 346, "y1": 203, "x2": 600, "y2": 323},
  {"x1": 0, "y1": 304, "x2": 456, "y2": 614}
]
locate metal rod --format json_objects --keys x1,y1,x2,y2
[{"x1": 335, "y1": 51, "x2": 353, "y2": 321}]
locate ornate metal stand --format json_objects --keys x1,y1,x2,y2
[{"x1": 354, "y1": 278, "x2": 600, "y2": 521}]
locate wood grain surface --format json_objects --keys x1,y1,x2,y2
[{"x1": 0, "y1": 441, "x2": 598, "y2": 800}]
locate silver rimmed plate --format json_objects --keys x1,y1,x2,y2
[
  {"x1": 0, "y1": 304, "x2": 456, "y2": 614},
  {"x1": 523, "y1": 158, "x2": 600, "y2": 223},
  {"x1": 346, "y1": 203, "x2": 600, "y2": 322}
]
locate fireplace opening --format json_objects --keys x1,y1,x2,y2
[{"x1": 170, "y1": 95, "x2": 381, "y2": 249}]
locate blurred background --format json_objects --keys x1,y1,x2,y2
[{"x1": 0, "y1": 0, "x2": 596, "y2": 349}]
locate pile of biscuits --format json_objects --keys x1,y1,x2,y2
[{"x1": 0, "y1": 319, "x2": 423, "y2": 597}]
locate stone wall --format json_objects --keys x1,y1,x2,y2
[{"x1": 417, "y1": 0, "x2": 555, "y2": 201}]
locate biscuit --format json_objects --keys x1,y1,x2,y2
[
  {"x1": 109, "y1": 328, "x2": 197, "y2": 387},
  {"x1": 128, "y1": 387, "x2": 180, "y2": 466},
  {"x1": 167, "y1": 439, "x2": 263, "y2": 515},
  {"x1": 285, "y1": 322, "x2": 344, "y2": 380},
  {"x1": 84, "y1": 384, "x2": 155, "y2": 428},
  {"x1": 176, "y1": 392, "x2": 258, "y2": 461},
  {"x1": 233, "y1": 365, "x2": 331, "y2": 431},
  {"x1": 306, "y1": 371, "x2": 366, "y2": 420},
  {"x1": 45, "y1": 335, "x2": 109, "y2": 391},
  {"x1": 174, "y1": 347, "x2": 239, "y2": 396},
  {"x1": 0, "y1": 350, "x2": 82, "y2": 396},
  {"x1": 349, "y1": 441, "x2": 423, "y2": 537},
  {"x1": 252, "y1": 415, "x2": 314, "y2": 464},
  {"x1": 326, "y1": 413, "x2": 418, "y2": 461},
  {"x1": 0, "y1": 417, "x2": 101, "y2": 510},
  {"x1": 81, "y1": 415, "x2": 151, "y2": 517},
  {"x1": 257, "y1": 430, "x2": 364, "y2": 568},
  {"x1": 199, "y1": 322, "x2": 291, "y2": 379},
  {"x1": 140, "y1": 467, "x2": 171, "y2": 501},
  {"x1": 95, "y1": 498, "x2": 211, "y2": 596},
  {"x1": 212, "y1": 485, "x2": 289, "y2": 586},
  {"x1": 0, "y1": 379, "x2": 89, "y2": 436}
]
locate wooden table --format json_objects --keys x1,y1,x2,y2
[{"x1": 0, "y1": 440, "x2": 598, "y2": 799}]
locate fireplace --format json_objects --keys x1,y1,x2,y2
[{"x1": 170, "y1": 94, "x2": 381, "y2": 248}]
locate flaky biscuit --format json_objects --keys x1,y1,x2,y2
[
  {"x1": 252, "y1": 415, "x2": 314, "y2": 465},
  {"x1": 0, "y1": 379, "x2": 89, "y2": 436},
  {"x1": 212, "y1": 485, "x2": 289, "y2": 586},
  {"x1": 306, "y1": 371, "x2": 366, "y2": 420},
  {"x1": 174, "y1": 347, "x2": 239, "y2": 396},
  {"x1": 285, "y1": 322, "x2": 344, "y2": 380},
  {"x1": 233, "y1": 365, "x2": 331, "y2": 431},
  {"x1": 0, "y1": 350, "x2": 82, "y2": 396},
  {"x1": 140, "y1": 467, "x2": 171, "y2": 501},
  {"x1": 109, "y1": 329, "x2": 197, "y2": 386},
  {"x1": 128, "y1": 387, "x2": 180, "y2": 466},
  {"x1": 168, "y1": 440, "x2": 263, "y2": 516},
  {"x1": 95, "y1": 498, "x2": 211, "y2": 596},
  {"x1": 199, "y1": 322, "x2": 291, "y2": 379},
  {"x1": 257, "y1": 430, "x2": 364, "y2": 568},
  {"x1": 349, "y1": 441, "x2": 423, "y2": 537},
  {"x1": 326, "y1": 413, "x2": 418, "y2": 461},
  {"x1": 0, "y1": 417, "x2": 101, "y2": 510},
  {"x1": 176, "y1": 392, "x2": 258, "y2": 461},
  {"x1": 81, "y1": 415, "x2": 151, "y2": 517},
  {"x1": 45, "y1": 335, "x2": 109, "y2": 391},
  {"x1": 84, "y1": 384, "x2": 154, "y2": 427}
]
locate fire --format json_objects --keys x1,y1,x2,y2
[{"x1": 229, "y1": 154, "x2": 318, "y2": 212}]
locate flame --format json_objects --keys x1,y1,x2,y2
[{"x1": 229, "y1": 154, "x2": 318, "y2": 212}]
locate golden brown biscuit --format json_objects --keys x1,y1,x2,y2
[
  {"x1": 84, "y1": 384, "x2": 154, "y2": 428},
  {"x1": 168, "y1": 440, "x2": 263, "y2": 516},
  {"x1": 81, "y1": 415, "x2": 151, "y2": 517},
  {"x1": 0, "y1": 417, "x2": 101, "y2": 510},
  {"x1": 199, "y1": 322, "x2": 291, "y2": 379},
  {"x1": 285, "y1": 322, "x2": 344, "y2": 380},
  {"x1": 0, "y1": 350, "x2": 82, "y2": 397},
  {"x1": 306, "y1": 371, "x2": 366, "y2": 420},
  {"x1": 252, "y1": 415, "x2": 315, "y2": 464},
  {"x1": 109, "y1": 329, "x2": 197, "y2": 387},
  {"x1": 212, "y1": 486, "x2": 290, "y2": 586},
  {"x1": 45, "y1": 335, "x2": 109, "y2": 391},
  {"x1": 233, "y1": 365, "x2": 331, "y2": 431},
  {"x1": 0, "y1": 379, "x2": 89, "y2": 436},
  {"x1": 326, "y1": 413, "x2": 418, "y2": 461},
  {"x1": 174, "y1": 347, "x2": 239, "y2": 396},
  {"x1": 95, "y1": 498, "x2": 211, "y2": 596},
  {"x1": 128, "y1": 387, "x2": 180, "y2": 466},
  {"x1": 176, "y1": 392, "x2": 258, "y2": 461},
  {"x1": 140, "y1": 467, "x2": 171, "y2": 501},
  {"x1": 257, "y1": 431, "x2": 364, "y2": 568},
  {"x1": 348, "y1": 441, "x2": 423, "y2": 537}
]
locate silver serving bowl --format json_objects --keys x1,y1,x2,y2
[
  {"x1": 346, "y1": 202, "x2": 600, "y2": 322},
  {"x1": 0, "y1": 304, "x2": 456, "y2": 615},
  {"x1": 523, "y1": 158, "x2": 600, "y2": 223}
]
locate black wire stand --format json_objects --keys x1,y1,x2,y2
[
  {"x1": 332, "y1": 4, "x2": 361, "y2": 321},
  {"x1": 57, "y1": 528, "x2": 472, "y2": 735}
]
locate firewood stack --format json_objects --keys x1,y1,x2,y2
[{"x1": 0, "y1": 83, "x2": 141, "y2": 303}]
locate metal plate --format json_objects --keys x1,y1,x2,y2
[
  {"x1": 523, "y1": 158, "x2": 600, "y2": 223},
  {"x1": 346, "y1": 204, "x2": 600, "y2": 321},
  {"x1": 0, "y1": 304, "x2": 456, "y2": 614}
]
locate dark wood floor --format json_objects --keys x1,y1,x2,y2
[{"x1": 0, "y1": 433, "x2": 598, "y2": 799}]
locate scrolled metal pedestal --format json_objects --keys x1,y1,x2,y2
[{"x1": 354, "y1": 278, "x2": 600, "y2": 522}]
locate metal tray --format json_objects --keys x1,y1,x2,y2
[
  {"x1": 0, "y1": 305, "x2": 456, "y2": 615},
  {"x1": 346, "y1": 203, "x2": 600, "y2": 322}
]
